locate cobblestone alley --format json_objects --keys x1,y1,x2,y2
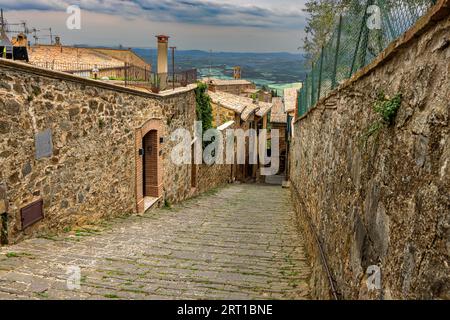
[{"x1": 0, "y1": 184, "x2": 310, "y2": 300}]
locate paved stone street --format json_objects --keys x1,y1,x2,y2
[{"x1": 0, "y1": 184, "x2": 310, "y2": 300}]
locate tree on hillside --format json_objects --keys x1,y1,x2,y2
[
  {"x1": 302, "y1": 0, "x2": 431, "y2": 64},
  {"x1": 302, "y1": 0, "x2": 351, "y2": 63}
]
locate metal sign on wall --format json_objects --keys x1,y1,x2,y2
[
  {"x1": 35, "y1": 129, "x2": 53, "y2": 159},
  {"x1": 20, "y1": 199, "x2": 44, "y2": 230}
]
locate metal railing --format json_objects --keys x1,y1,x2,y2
[
  {"x1": 29, "y1": 61, "x2": 197, "y2": 91},
  {"x1": 124, "y1": 65, "x2": 198, "y2": 92},
  {"x1": 169, "y1": 68, "x2": 198, "y2": 88},
  {"x1": 30, "y1": 61, "x2": 136, "y2": 80},
  {"x1": 30, "y1": 61, "x2": 121, "y2": 73},
  {"x1": 297, "y1": 0, "x2": 436, "y2": 117}
]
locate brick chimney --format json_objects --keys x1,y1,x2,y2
[{"x1": 156, "y1": 35, "x2": 169, "y2": 90}]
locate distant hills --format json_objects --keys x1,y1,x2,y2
[
  {"x1": 131, "y1": 48, "x2": 307, "y2": 87},
  {"x1": 72, "y1": 45, "x2": 308, "y2": 88}
]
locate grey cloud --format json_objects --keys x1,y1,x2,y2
[{"x1": 0, "y1": 0, "x2": 306, "y2": 29}]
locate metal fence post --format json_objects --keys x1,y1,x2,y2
[
  {"x1": 311, "y1": 62, "x2": 315, "y2": 107},
  {"x1": 317, "y1": 46, "x2": 324, "y2": 100},
  {"x1": 297, "y1": 91, "x2": 301, "y2": 117},
  {"x1": 332, "y1": 15, "x2": 343, "y2": 89},
  {"x1": 359, "y1": 0, "x2": 374, "y2": 68},
  {"x1": 300, "y1": 88, "x2": 303, "y2": 116},
  {"x1": 360, "y1": 22, "x2": 369, "y2": 68},
  {"x1": 304, "y1": 77, "x2": 309, "y2": 113},
  {"x1": 305, "y1": 86, "x2": 308, "y2": 114},
  {"x1": 350, "y1": 0, "x2": 371, "y2": 77},
  {"x1": 124, "y1": 62, "x2": 128, "y2": 87}
]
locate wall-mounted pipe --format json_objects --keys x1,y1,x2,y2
[{"x1": 291, "y1": 181, "x2": 340, "y2": 300}]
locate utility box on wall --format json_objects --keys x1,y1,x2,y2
[{"x1": 20, "y1": 199, "x2": 44, "y2": 230}]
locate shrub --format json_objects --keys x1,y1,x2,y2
[{"x1": 195, "y1": 82, "x2": 213, "y2": 133}]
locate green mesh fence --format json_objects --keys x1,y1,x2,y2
[{"x1": 297, "y1": 0, "x2": 436, "y2": 117}]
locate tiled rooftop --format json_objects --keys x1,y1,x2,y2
[
  {"x1": 209, "y1": 90, "x2": 272, "y2": 121},
  {"x1": 28, "y1": 46, "x2": 125, "y2": 68},
  {"x1": 206, "y1": 78, "x2": 254, "y2": 86}
]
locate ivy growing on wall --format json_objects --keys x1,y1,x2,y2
[
  {"x1": 373, "y1": 92, "x2": 402, "y2": 125},
  {"x1": 359, "y1": 91, "x2": 402, "y2": 150},
  {"x1": 195, "y1": 82, "x2": 213, "y2": 133}
]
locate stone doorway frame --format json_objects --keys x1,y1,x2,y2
[{"x1": 135, "y1": 118, "x2": 163, "y2": 214}]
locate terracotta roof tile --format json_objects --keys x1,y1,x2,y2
[
  {"x1": 209, "y1": 90, "x2": 272, "y2": 122},
  {"x1": 206, "y1": 78, "x2": 254, "y2": 86}
]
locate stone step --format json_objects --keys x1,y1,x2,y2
[{"x1": 265, "y1": 175, "x2": 285, "y2": 185}]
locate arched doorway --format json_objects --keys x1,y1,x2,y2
[{"x1": 135, "y1": 119, "x2": 163, "y2": 214}]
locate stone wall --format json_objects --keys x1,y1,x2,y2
[
  {"x1": 0, "y1": 60, "x2": 230, "y2": 245},
  {"x1": 211, "y1": 101, "x2": 237, "y2": 128},
  {"x1": 290, "y1": 4, "x2": 449, "y2": 299},
  {"x1": 195, "y1": 123, "x2": 235, "y2": 193},
  {"x1": 197, "y1": 164, "x2": 233, "y2": 194}
]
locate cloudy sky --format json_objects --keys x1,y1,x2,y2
[{"x1": 0, "y1": 0, "x2": 308, "y2": 52}]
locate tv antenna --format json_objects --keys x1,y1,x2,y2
[
  {"x1": 1, "y1": 9, "x2": 30, "y2": 35},
  {"x1": 170, "y1": 46, "x2": 177, "y2": 90},
  {"x1": 0, "y1": 8, "x2": 5, "y2": 32},
  {"x1": 32, "y1": 28, "x2": 40, "y2": 45},
  {"x1": 209, "y1": 49, "x2": 212, "y2": 79},
  {"x1": 40, "y1": 27, "x2": 54, "y2": 44}
]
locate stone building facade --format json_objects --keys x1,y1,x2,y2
[
  {"x1": 206, "y1": 79, "x2": 256, "y2": 96},
  {"x1": 290, "y1": 3, "x2": 449, "y2": 299},
  {"x1": 26, "y1": 45, "x2": 151, "y2": 81},
  {"x1": 28, "y1": 45, "x2": 149, "y2": 69},
  {"x1": 0, "y1": 59, "x2": 230, "y2": 245},
  {"x1": 208, "y1": 90, "x2": 273, "y2": 182}
]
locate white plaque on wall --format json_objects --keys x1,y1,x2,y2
[{"x1": 35, "y1": 129, "x2": 53, "y2": 159}]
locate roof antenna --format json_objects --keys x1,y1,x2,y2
[
  {"x1": 209, "y1": 49, "x2": 212, "y2": 79},
  {"x1": 1, "y1": 9, "x2": 4, "y2": 31}
]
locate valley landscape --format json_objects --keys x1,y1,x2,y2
[{"x1": 132, "y1": 48, "x2": 307, "y2": 90}]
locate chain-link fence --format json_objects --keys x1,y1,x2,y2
[{"x1": 298, "y1": 0, "x2": 437, "y2": 117}]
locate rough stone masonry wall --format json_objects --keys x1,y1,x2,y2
[
  {"x1": 290, "y1": 4, "x2": 450, "y2": 299},
  {"x1": 0, "y1": 60, "x2": 230, "y2": 245},
  {"x1": 197, "y1": 164, "x2": 233, "y2": 194}
]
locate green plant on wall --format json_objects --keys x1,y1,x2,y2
[
  {"x1": 373, "y1": 92, "x2": 402, "y2": 125},
  {"x1": 195, "y1": 82, "x2": 213, "y2": 133},
  {"x1": 359, "y1": 91, "x2": 402, "y2": 150}
]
